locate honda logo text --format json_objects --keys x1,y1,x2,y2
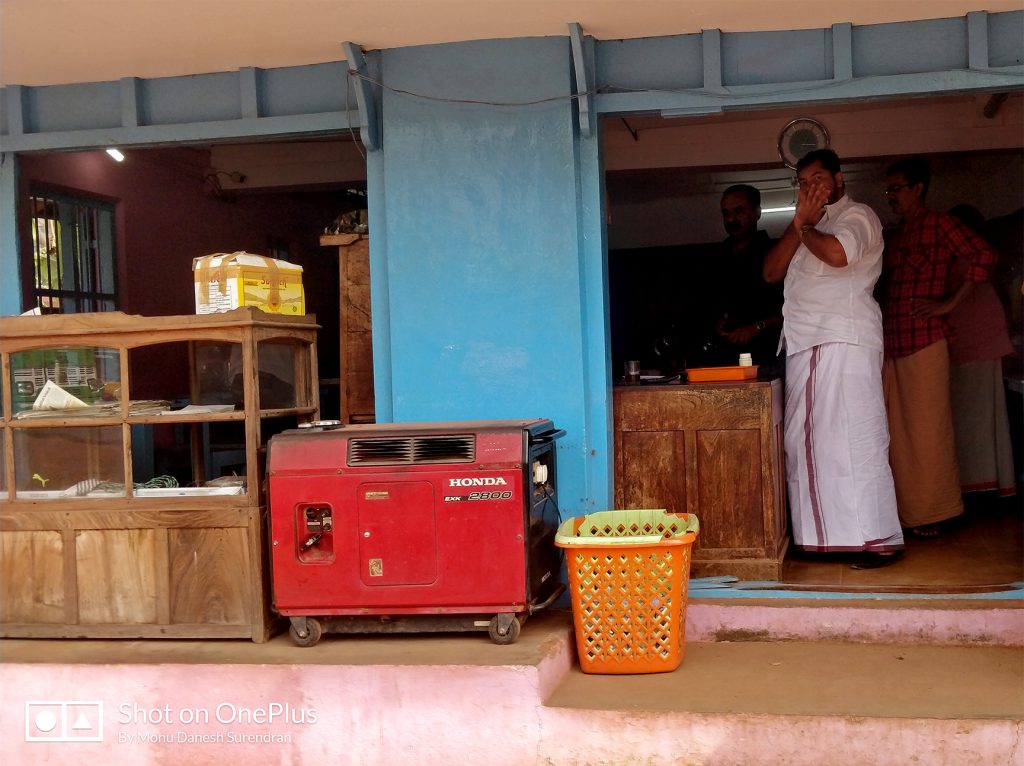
[{"x1": 448, "y1": 477, "x2": 509, "y2": 487}]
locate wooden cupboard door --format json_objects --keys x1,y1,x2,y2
[
  {"x1": 771, "y1": 419, "x2": 787, "y2": 544},
  {"x1": 339, "y1": 237, "x2": 375, "y2": 423},
  {"x1": 168, "y1": 528, "x2": 250, "y2": 625},
  {"x1": 76, "y1": 529, "x2": 157, "y2": 624},
  {"x1": 0, "y1": 531, "x2": 65, "y2": 623},
  {"x1": 695, "y1": 430, "x2": 764, "y2": 550},
  {"x1": 617, "y1": 431, "x2": 687, "y2": 514},
  {"x1": 345, "y1": 334, "x2": 375, "y2": 420}
]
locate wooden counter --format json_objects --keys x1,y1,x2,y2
[{"x1": 613, "y1": 379, "x2": 788, "y2": 580}]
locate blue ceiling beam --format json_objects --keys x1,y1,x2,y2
[
  {"x1": 568, "y1": 22, "x2": 594, "y2": 138},
  {"x1": 968, "y1": 11, "x2": 990, "y2": 71},
  {"x1": 702, "y1": 29, "x2": 723, "y2": 91},
  {"x1": 4, "y1": 86, "x2": 25, "y2": 137},
  {"x1": 599, "y1": 66, "x2": 1023, "y2": 116},
  {"x1": 119, "y1": 77, "x2": 141, "y2": 127},
  {"x1": 0, "y1": 12, "x2": 1020, "y2": 153},
  {"x1": 0, "y1": 112, "x2": 356, "y2": 153},
  {"x1": 341, "y1": 42, "x2": 380, "y2": 151},
  {"x1": 599, "y1": 11, "x2": 1022, "y2": 116},
  {"x1": 832, "y1": 23, "x2": 853, "y2": 81},
  {"x1": 239, "y1": 67, "x2": 261, "y2": 119},
  {"x1": 0, "y1": 61, "x2": 359, "y2": 153}
]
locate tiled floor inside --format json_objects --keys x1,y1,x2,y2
[{"x1": 781, "y1": 494, "x2": 1023, "y2": 590}]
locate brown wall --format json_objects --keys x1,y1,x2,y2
[{"x1": 17, "y1": 148, "x2": 344, "y2": 394}]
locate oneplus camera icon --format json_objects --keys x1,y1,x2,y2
[{"x1": 25, "y1": 701, "x2": 104, "y2": 742}]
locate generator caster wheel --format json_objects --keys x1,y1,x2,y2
[
  {"x1": 488, "y1": 613, "x2": 521, "y2": 645},
  {"x1": 289, "y1": 617, "x2": 322, "y2": 647}
]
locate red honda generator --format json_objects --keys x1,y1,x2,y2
[{"x1": 267, "y1": 418, "x2": 565, "y2": 646}]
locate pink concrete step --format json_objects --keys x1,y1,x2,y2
[
  {"x1": 544, "y1": 639, "x2": 1022, "y2": 766},
  {"x1": 1, "y1": 606, "x2": 1020, "y2": 765}
]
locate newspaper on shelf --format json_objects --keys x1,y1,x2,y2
[
  {"x1": 14, "y1": 394, "x2": 171, "y2": 419},
  {"x1": 158, "y1": 404, "x2": 236, "y2": 415},
  {"x1": 129, "y1": 400, "x2": 174, "y2": 415},
  {"x1": 31, "y1": 380, "x2": 89, "y2": 410}
]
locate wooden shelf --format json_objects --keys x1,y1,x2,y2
[
  {"x1": 5, "y1": 416, "x2": 125, "y2": 428},
  {"x1": 0, "y1": 308, "x2": 321, "y2": 642}
]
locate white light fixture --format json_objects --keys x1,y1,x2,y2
[
  {"x1": 762, "y1": 205, "x2": 796, "y2": 213},
  {"x1": 660, "y1": 106, "x2": 723, "y2": 118},
  {"x1": 106, "y1": 148, "x2": 125, "y2": 162}
]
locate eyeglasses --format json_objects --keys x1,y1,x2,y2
[{"x1": 884, "y1": 183, "x2": 910, "y2": 195}]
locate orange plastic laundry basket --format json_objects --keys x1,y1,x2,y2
[{"x1": 555, "y1": 510, "x2": 699, "y2": 675}]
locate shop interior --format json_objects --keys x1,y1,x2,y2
[
  {"x1": 603, "y1": 94, "x2": 1023, "y2": 590},
  {"x1": 11, "y1": 91, "x2": 1022, "y2": 592}
]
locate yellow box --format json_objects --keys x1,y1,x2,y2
[{"x1": 193, "y1": 252, "x2": 305, "y2": 316}]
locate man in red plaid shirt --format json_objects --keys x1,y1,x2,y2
[{"x1": 881, "y1": 157, "x2": 998, "y2": 539}]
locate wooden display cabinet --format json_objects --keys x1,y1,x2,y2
[
  {"x1": 614, "y1": 379, "x2": 788, "y2": 580},
  {"x1": 0, "y1": 308, "x2": 320, "y2": 641}
]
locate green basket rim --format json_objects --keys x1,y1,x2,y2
[{"x1": 554, "y1": 509, "x2": 699, "y2": 547}]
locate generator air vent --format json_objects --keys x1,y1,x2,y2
[
  {"x1": 348, "y1": 437, "x2": 414, "y2": 465},
  {"x1": 347, "y1": 434, "x2": 476, "y2": 465},
  {"x1": 412, "y1": 434, "x2": 475, "y2": 464}
]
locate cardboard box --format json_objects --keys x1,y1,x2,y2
[{"x1": 193, "y1": 252, "x2": 305, "y2": 315}]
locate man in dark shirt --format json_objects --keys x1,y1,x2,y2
[{"x1": 708, "y1": 184, "x2": 784, "y2": 368}]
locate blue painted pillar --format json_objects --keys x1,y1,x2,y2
[
  {"x1": 370, "y1": 37, "x2": 612, "y2": 515},
  {"x1": 0, "y1": 153, "x2": 20, "y2": 316}
]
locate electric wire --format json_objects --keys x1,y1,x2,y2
[
  {"x1": 539, "y1": 484, "x2": 566, "y2": 571},
  {"x1": 344, "y1": 66, "x2": 1019, "y2": 111},
  {"x1": 347, "y1": 69, "x2": 594, "y2": 107},
  {"x1": 345, "y1": 69, "x2": 366, "y2": 160}
]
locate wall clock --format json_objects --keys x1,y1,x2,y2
[{"x1": 778, "y1": 118, "x2": 830, "y2": 169}]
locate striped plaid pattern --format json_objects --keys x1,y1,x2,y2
[{"x1": 882, "y1": 210, "x2": 996, "y2": 359}]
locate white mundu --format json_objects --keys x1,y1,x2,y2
[{"x1": 785, "y1": 342, "x2": 903, "y2": 551}]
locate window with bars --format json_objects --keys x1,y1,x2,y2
[{"x1": 29, "y1": 191, "x2": 118, "y2": 313}]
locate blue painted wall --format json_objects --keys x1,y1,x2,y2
[
  {"x1": 0, "y1": 153, "x2": 18, "y2": 317},
  {"x1": 371, "y1": 38, "x2": 612, "y2": 514}
]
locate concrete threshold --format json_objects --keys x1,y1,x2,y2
[{"x1": 688, "y1": 597, "x2": 1024, "y2": 646}]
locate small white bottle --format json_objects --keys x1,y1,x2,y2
[{"x1": 738, "y1": 353, "x2": 753, "y2": 367}]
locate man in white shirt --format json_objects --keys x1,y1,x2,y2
[{"x1": 763, "y1": 149, "x2": 904, "y2": 569}]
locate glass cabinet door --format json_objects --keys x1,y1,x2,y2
[
  {"x1": 1, "y1": 370, "x2": 5, "y2": 499},
  {"x1": 0, "y1": 315, "x2": 318, "y2": 506},
  {"x1": 257, "y1": 339, "x2": 312, "y2": 410},
  {"x1": 13, "y1": 425, "x2": 125, "y2": 498},
  {"x1": 9, "y1": 346, "x2": 121, "y2": 415},
  {"x1": 192, "y1": 341, "x2": 244, "y2": 408},
  {"x1": 0, "y1": 430, "x2": 7, "y2": 500}
]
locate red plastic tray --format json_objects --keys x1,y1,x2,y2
[{"x1": 685, "y1": 365, "x2": 758, "y2": 382}]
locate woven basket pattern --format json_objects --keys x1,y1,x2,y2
[{"x1": 567, "y1": 544, "x2": 691, "y2": 673}]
